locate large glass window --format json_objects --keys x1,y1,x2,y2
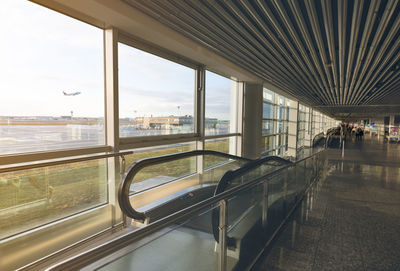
[
  {"x1": 278, "y1": 106, "x2": 286, "y2": 120},
  {"x1": 297, "y1": 104, "x2": 309, "y2": 148},
  {"x1": 0, "y1": 158, "x2": 107, "y2": 238},
  {"x1": 262, "y1": 136, "x2": 274, "y2": 153},
  {"x1": 125, "y1": 143, "x2": 196, "y2": 194},
  {"x1": 205, "y1": 71, "x2": 235, "y2": 136},
  {"x1": 118, "y1": 43, "x2": 195, "y2": 137},
  {"x1": 263, "y1": 89, "x2": 274, "y2": 102},
  {"x1": 204, "y1": 136, "x2": 236, "y2": 168},
  {"x1": 0, "y1": 0, "x2": 105, "y2": 155},
  {"x1": 262, "y1": 103, "x2": 274, "y2": 119},
  {"x1": 262, "y1": 120, "x2": 274, "y2": 135},
  {"x1": 262, "y1": 88, "x2": 291, "y2": 156}
]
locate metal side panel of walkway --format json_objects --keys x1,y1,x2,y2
[{"x1": 252, "y1": 137, "x2": 400, "y2": 271}]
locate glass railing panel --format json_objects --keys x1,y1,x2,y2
[
  {"x1": 267, "y1": 174, "x2": 285, "y2": 233},
  {"x1": 226, "y1": 182, "x2": 263, "y2": 231},
  {"x1": 304, "y1": 159, "x2": 312, "y2": 188},
  {"x1": 0, "y1": 158, "x2": 107, "y2": 239},
  {"x1": 286, "y1": 166, "x2": 297, "y2": 210},
  {"x1": 98, "y1": 205, "x2": 230, "y2": 271},
  {"x1": 202, "y1": 157, "x2": 247, "y2": 186},
  {"x1": 225, "y1": 182, "x2": 264, "y2": 271},
  {"x1": 296, "y1": 160, "x2": 306, "y2": 194}
]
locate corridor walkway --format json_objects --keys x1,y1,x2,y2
[{"x1": 253, "y1": 136, "x2": 400, "y2": 271}]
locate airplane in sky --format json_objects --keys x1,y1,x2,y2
[{"x1": 63, "y1": 91, "x2": 81, "y2": 96}]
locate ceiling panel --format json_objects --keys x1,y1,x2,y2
[{"x1": 124, "y1": 0, "x2": 400, "y2": 118}]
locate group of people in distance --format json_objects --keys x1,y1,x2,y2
[
  {"x1": 343, "y1": 124, "x2": 364, "y2": 141},
  {"x1": 355, "y1": 127, "x2": 364, "y2": 140}
]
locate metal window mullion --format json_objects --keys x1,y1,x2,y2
[
  {"x1": 104, "y1": 28, "x2": 122, "y2": 228},
  {"x1": 295, "y1": 102, "x2": 300, "y2": 156},
  {"x1": 218, "y1": 200, "x2": 228, "y2": 271},
  {"x1": 196, "y1": 67, "x2": 206, "y2": 175},
  {"x1": 0, "y1": 146, "x2": 111, "y2": 166},
  {"x1": 235, "y1": 82, "x2": 244, "y2": 157},
  {"x1": 262, "y1": 179, "x2": 269, "y2": 228}
]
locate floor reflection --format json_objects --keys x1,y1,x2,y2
[{"x1": 252, "y1": 137, "x2": 400, "y2": 271}]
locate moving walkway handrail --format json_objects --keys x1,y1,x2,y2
[
  {"x1": 214, "y1": 156, "x2": 293, "y2": 195},
  {"x1": 325, "y1": 127, "x2": 339, "y2": 148},
  {"x1": 47, "y1": 150, "x2": 324, "y2": 271},
  {"x1": 118, "y1": 150, "x2": 253, "y2": 222},
  {"x1": 0, "y1": 151, "x2": 134, "y2": 174},
  {"x1": 312, "y1": 132, "x2": 325, "y2": 147}
]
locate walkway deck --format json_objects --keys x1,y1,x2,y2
[{"x1": 253, "y1": 137, "x2": 400, "y2": 271}]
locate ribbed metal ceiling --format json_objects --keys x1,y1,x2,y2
[{"x1": 124, "y1": 0, "x2": 400, "y2": 118}]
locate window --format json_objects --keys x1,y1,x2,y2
[
  {"x1": 204, "y1": 136, "x2": 236, "y2": 168},
  {"x1": 262, "y1": 103, "x2": 274, "y2": 119},
  {"x1": 0, "y1": 0, "x2": 105, "y2": 155},
  {"x1": 125, "y1": 143, "x2": 196, "y2": 194},
  {"x1": 263, "y1": 89, "x2": 274, "y2": 102},
  {"x1": 297, "y1": 104, "x2": 309, "y2": 148},
  {"x1": 118, "y1": 43, "x2": 195, "y2": 137},
  {"x1": 262, "y1": 136, "x2": 274, "y2": 153},
  {"x1": 1, "y1": 158, "x2": 107, "y2": 238},
  {"x1": 278, "y1": 106, "x2": 286, "y2": 120},
  {"x1": 262, "y1": 88, "x2": 291, "y2": 157},
  {"x1": 262, "y1": 120, "x2": 274, "y2": 135},
  {"x1": 205, "y1": 71, "x2": 235, "y2": 136}
]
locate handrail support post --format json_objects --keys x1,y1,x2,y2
[
  {"x1": 218, "y1": 200, "x2": 228, "y2": 271},
  {"x1": 262, "y1": 180, "x2": 269, "y2": 228}
]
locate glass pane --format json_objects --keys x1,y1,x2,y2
[
  {"x1": 305, "y1": 158, "x2": 314, "y2": 184},
  {"x1": 286, "y1": 166, "x2": 297, "y2": 209},
  {"x1": 267, "y1": 174, "x2": 285, "y2": 231},
  {"x1": 263, "y1": 88, "x2": 274, "y2": 102},
  {"x1": 118, "y1": 43, "x2": 195, "y2": 137},
  {"x1": 205, "y1": 71, "x2": 235, "y2": 136},
  {"x1": 204, "y1": 137, "x2": 236, "y2": 168},
  {"x1": 262, "y1": 136, "x2": 274, "y2": 153},
  {"x1": 276, "y1": 121, "x2": 283, "y2": 133},
  {"x1": 0, "y1": 0, "x2": 105, "y2": 155},
  {"x1": 278, "y1": 106, "x2": 285, "y2": 120},
  {"x1": 262, "y1": 103, "x2": 274, "y2": 119},
  {"x1": 0, "y1": 159, "x2": 107, "y2": 238},
  {"x1": 99, "y1": 205, "x2": 232, "y2": 271},
  {"x1": 226, "y1": 183, "x2": 264, "y2": 270},
  {"x1": 296, "y1": 161, "x2": 306, "y2": 194},
  {"x1": 125, "y1": 143, "x2": 196, "y2": 194},
  {"x1": 277, "y1": 95, "x2": 285, "y2": 106},
  {"x1": 262, "y1": 120, "x2": 273, "y2": 135}
]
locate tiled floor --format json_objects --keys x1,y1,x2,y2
[{"x1": 252, "y1": 137, "x2": 400, "y2": 271}]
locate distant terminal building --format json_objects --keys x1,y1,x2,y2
[
  {"x1": 135, "y1": 115, "x2": 193, "y2": 129},
  {"x1": 133, "y1": 115, "x2": 218, "y2": 130}
]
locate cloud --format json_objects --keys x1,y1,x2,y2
[{"x1": 0, "y1": 0, "x2": 234, "y2": 121}]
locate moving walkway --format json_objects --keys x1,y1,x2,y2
[
  {"x1": 119, "y1": 150, "x2": 252, "y2": 224},
  {"x1": 47, "y1": 148, "x2": 326, "y2": 271}
]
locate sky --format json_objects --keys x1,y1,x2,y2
[{"x1": 0, "y1": 0, "x2": 232, "y2": 120}]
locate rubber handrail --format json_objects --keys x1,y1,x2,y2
[
  {"x1": 118, "y1": 150, "x2": 252, "y2": 221},
  {"x1": 214, "y1": 155, "x2": 292, "y2": 196},
  {"x1": 312, "y1": 132, "x2": 325, "y2": 148}
]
